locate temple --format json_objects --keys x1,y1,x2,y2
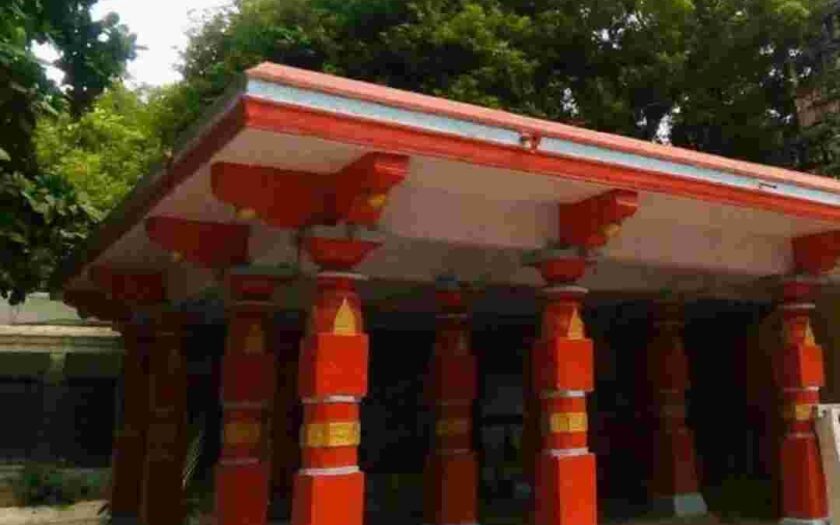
[{"x1": 54, "y1": 62, "x2": 840, "y2": 525}]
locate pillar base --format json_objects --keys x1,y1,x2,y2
[
  {"x1": 216, "y1": 462, "x2": 271, "y2": 525},
  {"x1": 651, "y1": 493, "x2": 708, "y2": 517},
  {"x1": 292, "y1": 471, "x2": 365, "y2": 525},
  {"x1": 780, "y1": 518, "x2": 830, "y2": 525}
]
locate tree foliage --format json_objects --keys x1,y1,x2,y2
[
  {"x1": 166, "y1": 0, "x2": 827, "y2": 168},
  {"x1": 0, "y1": 0, "x2": 134, "y2": 303},
  {"x1": 35, "y1": 85, "x2": 166, "y2": 212}
]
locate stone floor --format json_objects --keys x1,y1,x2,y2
[{"x1": 0, "y1": 500, "x2": 103, "y2": 525}]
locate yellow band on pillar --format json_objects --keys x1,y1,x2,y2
[
  {"x1": 435, "y1": 418, "x2": 470, "y2": 436},
  {"x1": 302, "y1": 421, "x2": 361, "y2": 447},
  {"x1": 223, "y1": 421, "x2": 261, "y2": 446},
  {"x1": 548, "y1": 412, "x2": 588, "y2": 433},
  {"x1": 783, "y1": 404, "x2": 815, "y2": 421},
  {"x1": 660, "y1": 402, "x2": 686, "y2": 419}
]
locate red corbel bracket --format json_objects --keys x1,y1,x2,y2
[
  {"x1": 63, "y1": 289, "x2": 131, "y2": 321},
  {"x1": 145, "y1": 216, "x2": 250, "y2": 269},
  {"x1": 557, "y1": 189, "x2": 639, "y2": 248},
  {"x1": 211, "y1": 152, "x2": 408, "y2": 228},
  {"x1": 333, "y1": 152, "x2": 408, "y2": 225},
  {"x1": 792, "y1": 230, "x2": 840, "y2": 275},
  {"x1": 89, "y1": 267, "x2": 166, "y2": 305}
]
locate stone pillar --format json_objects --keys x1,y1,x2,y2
[
  {"x1": 424, "y1": 278, "x2": 478, "y2": 525},
  {"x1": 110, "y1": 322, "x2": 151, "y2": 525},
  {"x1": 291, "y1": 234, "x2": 379, "y2": 525},
  {"x1": 646, "y1": 302, "x2": 706, "y2": 517},
  {"x1": 775, "y1": 281, "x2": 828, "y2": 525},
  {"x1": 140, "y1": 313, "x2": 188, "y2": 525},
  {"x1": 214, "y1": 271, "x2": 282, "y2": 525},
  {"x1": 532, "y1": 279, "x2": 595, "y2": 525}
]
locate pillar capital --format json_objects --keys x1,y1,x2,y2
[
  {"x1": 525, "y1": 189, "x2": 639, "y2": 287},
  {"x1": 223, "y1": 264, "x2": 297, "y2": 304},
  {"x1": 302, "y1": 226, "x2": 382, "y2": 272}
]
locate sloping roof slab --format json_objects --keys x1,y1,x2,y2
[{"x1": 55, "y1": 63, "x2": 840, "y2": 312}]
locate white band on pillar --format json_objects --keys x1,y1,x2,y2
[
  {"x1": 787, "y1": 432, "x2": 817, "y2": 439},
  {"x1": 439, "y1": 400, "x2": 472, "y2": 407},
  {"x1": 547, "y1": 448, "x2": 589, "y2": 457},
  {"x1": 439, "y1": 448, "x2": 471, "y2": 456},
  {"x1": 541, "y1": 390, "x2": 586, "y2": 399},
  {"x1": 317, "y1": 271, "x2": 368, "y2": 281},
  {"x1": 778, "y1": 302, "x2": 816, "y2": 311},
  {"x1": 299, "y1": 466, "x2": 360, "y2": 476},
  {"x1": 302, "y1": 395, "x2": 360, "y2": 404},
  {"x1": 543, "y1": 285, "x2": 589, "y2": 296},
  {"x1": 437, "y1": 313, "x2": 469, "y2": 320}
]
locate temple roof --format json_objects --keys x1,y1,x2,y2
[{"x1": 55, "y1": 63, "x2": 840, "y2": 314}]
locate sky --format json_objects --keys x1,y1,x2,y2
[{"x1": 38, "y1": 0, "x2": 234, "y2": 87}]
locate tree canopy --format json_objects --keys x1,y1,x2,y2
[
  {"x1": 0, "y1": 0, "x2": 135, "y2": 303},
  {"x1": 167, "y1": 0, "x2": 829, "y2": 167}
]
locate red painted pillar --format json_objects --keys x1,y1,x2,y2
[
  {"x1": 291, "y1": 235, "x2": 379, "y2": 525},
  {"x1": 140, "y1": 312, "x2": 188, "y2": 525},
  {"x1": 531, "y1": 261, "x2": 596, "y2": 525},
  {"x1": 110, "y1": 321, "x2": 151, "y2": 525},
  {"x1": 215, "y1": 272, "x2": 285, "y2": 525},
  {"x1": 775, "y1": 281, "x2": 828, "y2": 525},
  {"x1": 424, "y1": 278, "x2": 478, "y2": 525},
  {"x1": 646, "y1": 302, "x2": 706, "y2": 516}
]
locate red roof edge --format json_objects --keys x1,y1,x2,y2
[{"x1": 246, "y1": 62, "x2": 840, "y2": 196}]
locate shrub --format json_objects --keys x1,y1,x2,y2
[{"x1": 12, "y1": 462, "x2": 110, "y2": 507}]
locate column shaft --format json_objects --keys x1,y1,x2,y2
[
  {"x1": 775, "y1": 283, "x2": 828, "y2": 525},
  {"x1": 140, "y1": 314, "x2": 188, "y2": 525},
  {"x1": 111, "y1": 323, "x2": 151, "y2": 524},
  {"x1": 532, "y1": 286, "x2": 596, "y2": 525},
  {"x1": 646, "y1": 303, "x2": 706, "y2": 516},
  {"x1": 292, "y1": 272, "x2": 368, "y2": 525},
  {"x1": 424, "y1": 284, "x2": 478, "y2": 525},
  {"x1": 215, "y1": 288, "x2": 277, "y2": 525}
]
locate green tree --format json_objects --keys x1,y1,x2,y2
[
  {"x1": 36, "y1": 84, "x2": 166, "y2": 212},
  {"x1": 166, "y1": 0, "x2": 825, "y2": 168},
  {"x1": 0, "y1": 0, "x2": 135, "y2": 303}
]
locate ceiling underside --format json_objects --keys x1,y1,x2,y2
[{"x1": 63, "y1": 127, "x2": 840, "y2": 311}]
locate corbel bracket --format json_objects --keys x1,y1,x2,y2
[
  {"x1": 210, "y1": 152, "x2": 409, "y2": 228},
  {"x1": 557, "y1": 189, "x2": 639, "y2": 248},
  {"x1": 145, "y1": 217, "x2": 250, "y2": 269},
  {"x1": 792, "y1": 230, "x2": 840, "y2": 275}
]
